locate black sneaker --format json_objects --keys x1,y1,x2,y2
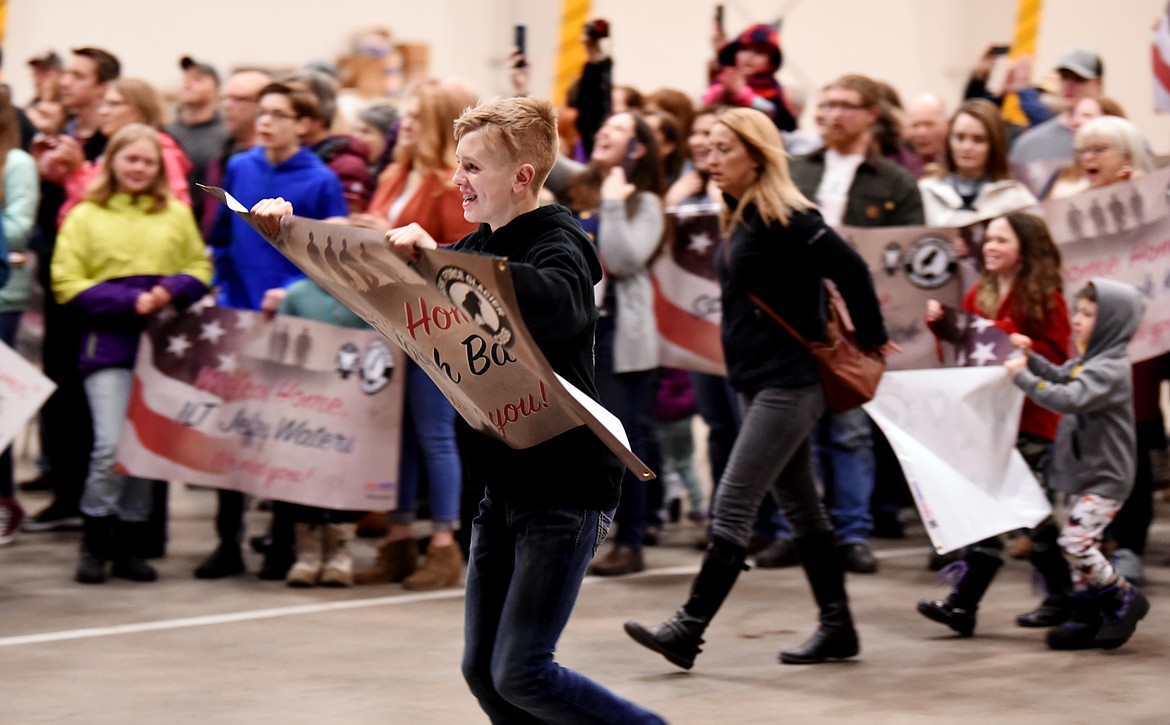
[
  {"x1": 23, "y1": 502, "x2": 84, "y2": 532},
  {"x1": 755, "y1": 538, "x2": 798, "y2": 568},
  {"x1": 194, "y1": 543, "x2": 246, "y2": 579},
  {"x1": 75, "y1": 552, "x2": 109, "y2": 584},
  {"x1": 111, "y1": 557, "x2": 158, "y2": 582},
  {"x1": 257, "y1": 553, "x2": 294, "y2": 580},
  {"x1": 840, "y1": 542, "x2": 879, "y2": 574}
]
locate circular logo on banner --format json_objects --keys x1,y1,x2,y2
[
  {"x1": 335, "y1": 342, "x2": 360, "y2": 380},
  {"x1": 436, "y1": 266, "x2": 513, "y2": 347},
  {"x1": 903, "y1": 235, "x2": 957, "y2": 289},
  {"x1": 359, "y1": 338, "x2": 394, "y2": 395}
]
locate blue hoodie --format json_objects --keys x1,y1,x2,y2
[
  {"x1": 1013, "y1": 278, "x2": 1145, "y2": 499},
  {"x1": 210, "y1": 146, "x2": 347, "y2": 310}
]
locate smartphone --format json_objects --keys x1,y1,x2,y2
[
  {"x1": 714, "y1": 4, "x2": 725, "y2": 33},
  {"x1": 989, "y1": 44, "x2": 1010, "y2": 56},
  {"x1": 514, "y1": 24, "x2": 528, "y2": 68}
]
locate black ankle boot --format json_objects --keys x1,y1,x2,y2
[
  {"x1": 1094, "y1": 577, "x2": 1149, "y2": 649},
  {"x1": 623, "y1": 609, "x2": 708, "y2": 670},
  {"x1": 1047, "y1": 593, "x2": 1104, "y2": 650},
  {"x1": 779, "y1": 601, "x2": 859, "y2": 664},
  {"x1": 1016, "y1": 543, "x2": 1072, "y2": 628},
  {"x1": 624, "y1": 537, "x2": 746, "y2": 670},
  {"x1": 75, "y1": 516, "x2": 113, "y2": 584},
  {"x1": 110, "y1": 521, "x2": 158, "y2": 582},
  {"x1": 916, "y1": 550, "x2": 1002, "y2": 636},
  {"x1": 780, "y1": 530, "x2": 859, "y2": 664},
  {"x1": 194, "y1": 542, "x2": 246, "y2": 579}
]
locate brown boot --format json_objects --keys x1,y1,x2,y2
[
  {"x1": 320, "y1": 523, "x2": 356, "y2": 587},
  {"x1": 355, "y1": 511, "x2": 389, "y2": 538},
  {"x1": 403, "y1": 543, "x2": 463, "y2": 590},
  {"x1": 588, "y1": 545, "x2": 645, "y2": 576},
  {"x1": 286, "y1": 523, "x2": 322, "y2": 587},
  {"x1": 354, "y1": 538, "x2": 420, "y2": 585}
]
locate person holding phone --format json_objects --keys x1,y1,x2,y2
[{"x1": 563, "y1": 111, "x2": 665, "y2": 576}]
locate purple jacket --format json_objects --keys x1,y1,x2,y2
[{"x1": 72, "y1": 272, "x2": 208, "y2": 373}]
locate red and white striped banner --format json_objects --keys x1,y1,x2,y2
[{"x1": 1154, "y1": 1, "x2": 1170, "y2": 112}]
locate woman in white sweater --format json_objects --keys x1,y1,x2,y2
[
  {"x1": 919, "y1": 98, "x2": 1036, "y2": 227},
  {"x1": 563, "y1": 110, "x2": 665, "y2": 576}
]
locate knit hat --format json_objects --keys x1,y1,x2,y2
[{"x1": 718, "y1": 23, "x2": 782, "y2": 72}]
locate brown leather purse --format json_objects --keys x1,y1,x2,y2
[{"x1": 743, "y1": 287, "x2": 886, "y2": 413}]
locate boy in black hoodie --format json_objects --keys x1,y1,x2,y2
[{"x1": 386, "y1": 97, "x2": 664, "y2": 723}]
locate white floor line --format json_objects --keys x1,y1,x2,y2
[
  {"x1": 0, "y1": 589, "x2": 463, "y2": 648},
  {"x1": 8, "y1": 522, "x2": 1166, "y2": 649}
]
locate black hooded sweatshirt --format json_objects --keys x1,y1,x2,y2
[{"x1": 450, "y1": 204, "x2": 624, "y2": 511}]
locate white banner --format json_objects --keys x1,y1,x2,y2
[
  {"x1": 864, "y1": 367, "x2": 1052, "y2": 554},
  {"x1": 0, "y1": 340, "x2": 56, "y2": 452}
]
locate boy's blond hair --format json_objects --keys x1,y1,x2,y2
[{"x1": 453, "y1": 97, "x2": 558, "y2": 190}]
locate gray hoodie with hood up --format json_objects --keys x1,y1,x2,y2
[{"x1": 1012, "y1": 278, "x2": 1145, "y2": 499}]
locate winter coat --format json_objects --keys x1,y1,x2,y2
[
  {"x1": 1013, "y1": 278, "x2": 1144, "y2": 499},
  {"x1": 51, "y1": 193, "x2": 211, "y2": 373}
]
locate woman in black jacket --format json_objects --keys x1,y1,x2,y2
[{"x1": 624, "y1": 107, "x2": 896, "y2": 669}]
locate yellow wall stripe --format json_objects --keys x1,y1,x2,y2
[
  {"x1": 1002, "y1": 0, "x2": 1043, "y2": 126},
  {"x1": 552, "y1": 0, "x2": 591, "y2": 107}
]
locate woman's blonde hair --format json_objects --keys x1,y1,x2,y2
[
  {"x1": 713, "y1": 107, "x2": 814, "y2": 231},
  {"x1": 85, "y1": 123, "x2": 170, "y2": 211},
  {"x1": 393, "y1": 81, "x2": 467, "y2": 172},
  {"x1": 107, "y1": 78, "x2": 166, "y2": 130}
]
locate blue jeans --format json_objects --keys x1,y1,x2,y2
[
  {"x1": 812, "y1": 407, "x2": 875, "y2": 545},
  {"x1": 688, "y1": 372, "x2": 741, "y2": 487},
  {"x1": 462, "y1": 490, "x2": 665, "y2": 724},
  {"x1": 81, "y1": 368, "x2": 158, "y2": 522},
  {"x1": 390, "y1": 360, "x2": 462, "y2": 531},
  {"x1": 0, "y1": 311, "x2": 21, "y2": 498},
  {"x1": 709, "y1": 385, "x2": 833, "y2": 548},
  {"x1": 593, "y1": 316, "x2": 655, "y2": 548}
]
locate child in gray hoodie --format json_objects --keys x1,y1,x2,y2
[{"x1": 1005, "y1": 277, "x2": 1149, "y2": 651}]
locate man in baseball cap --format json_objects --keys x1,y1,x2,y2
[
  {"x1": 168, "y1": 56, "x2": 228, "y2": 222},
  {"x1": 1010, "y1": 47, "x2": 1103, "y2": 167},
  {"x1": 27, "y1": 50, "x2": 63, "y2": 103}
]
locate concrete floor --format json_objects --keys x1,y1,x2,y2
[{"x1": 2, "y1": 474, "x2": 1168, "y2": 724}]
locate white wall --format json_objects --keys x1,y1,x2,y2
[{"x1": 6, "y1": 0, "x2": 1169, "y2": 151}]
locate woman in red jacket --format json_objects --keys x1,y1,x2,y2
[{"x1": 350, "y1": 81, "x2": 477, "y2": 590}]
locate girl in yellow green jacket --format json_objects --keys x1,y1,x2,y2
[{"x1": 51, "y1": 123, "x2": 211, "y2": 584}]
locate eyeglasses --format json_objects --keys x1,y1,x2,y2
[
  {"x1": 817, "y1": 101, "x2": 869, "y2": 112},
  {"x1": 257, "y1": 109, "x2": 297, "y2": 121},
  {"x1": 1074, "y1": 143, "x2": 1117, "y2": 157},
  {"x1": 223, "y1": 94, "x2": 258, "y2": 104}
]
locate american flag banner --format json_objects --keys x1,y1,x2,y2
[
  {"x1": 930, "y1": 305, "x2": 1019, "y2": 367},
  {"x1": 116, "y1": 302, "x2": 405, "y2": 511},
  {"x1": 200, "y1": 186, "x2": 653, "y2": 481},
  {"x1": 865, "y1": 367, "x2": 1051, "y2": 554},
  {"x1": 652, "y1": 202, "x2": 726, "y2": 375},
  {"x1": 0, "y1": 339, "x2": 56, "y2": 452},
  {"x1": 1155, "y1": 1, "x2": 1170, "y2": 112}
]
